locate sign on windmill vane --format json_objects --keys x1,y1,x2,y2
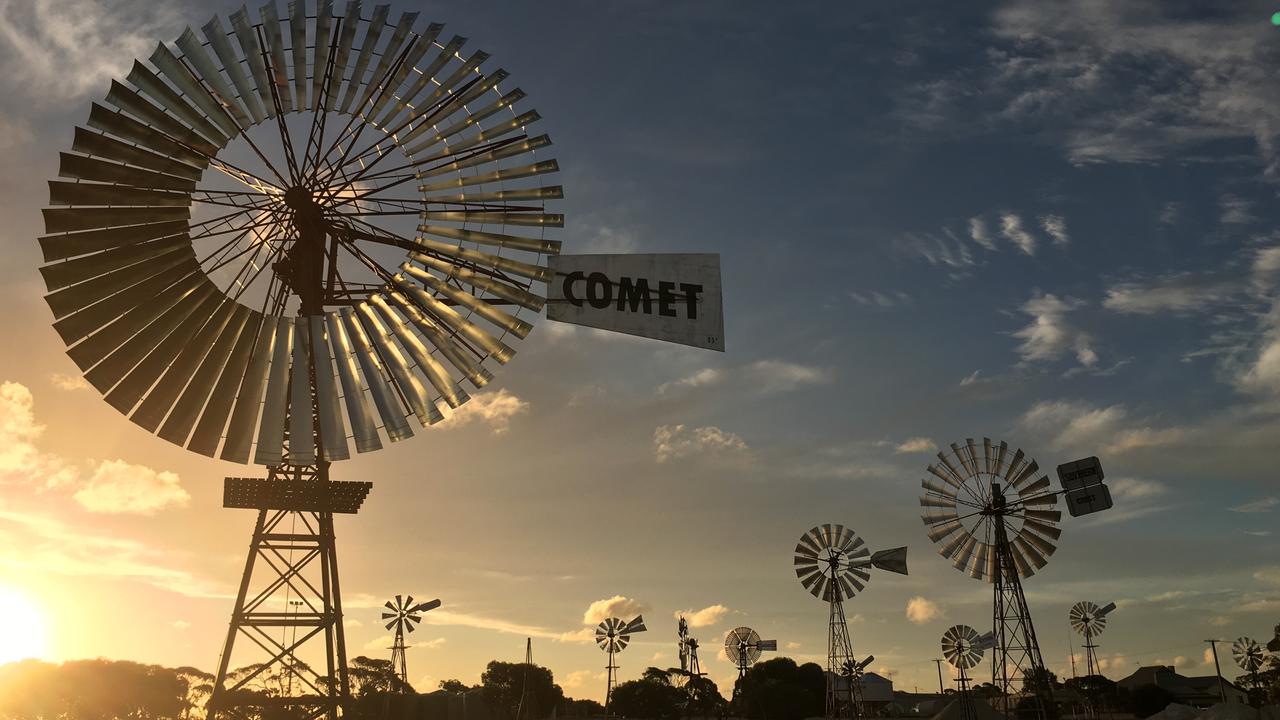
[
  {"x1": 546, "y1": 253, "x2": 725, "y2": 351},
  {"x1": 1057, "y1": 456, "x2": 1105, "y2": 491}
]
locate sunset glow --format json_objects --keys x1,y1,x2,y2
[{"x1": 0, "y1": 586, "x2": 46, "y2": 665}]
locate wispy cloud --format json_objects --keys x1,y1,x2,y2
[
  {"x1": 73, "y1": 459, "x2": 188, "y2": 515},
  {"x1": 674, "y1": 604, "x2": 730, "y2": 628},
  {"x1": 1229, "y1": 496, "x2": 1278, "y2": 513},
  {"x1": 968, "y1": 217, "x2": 996, "y2": 251},
  {"x1": 1013, "y1": 293, "x2": 1097, "y2": 367},
  {"x1": 654, "y1": 424, "x2": 749, "y2": 463},
  {"x1": 1219, "y1": 194, "x2": 1256, "y2": 225},
  {"x1": 658, "y1": 360, "x2": 829, "y2": 396},
  {"x1": 894, "y1": 437, "x2": 934, "y2": 454},
  {"x1": 1021, "y1": 400, "x2": 1184, "y2": 455},
  {"x1": 999, "y1": 213, "x2": 1037, "y2": 255},
  {"x1": 906, "y1": 596, "x2": 944, "y2": 625},
  {"x1": 1039, "y1": 214, "x2": 1069, "y2": 245},
  {"x1": 583, "y1": 595, "x2": 647, "y2": 625},
  {"x1": 439, "y1": 389, "x2": 529, "y2": 434},
  {"x1": 48, "y1": 373, "x2": 87, "y2": 391}
]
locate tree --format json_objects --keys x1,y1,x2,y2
[
  {"x1": 1128, "y1": 683, "x2": 1174, "y2": 719},
  {"x1": 683, "y1": 675, "x2": 727, "y2": 717},
  {"x1": 480, "y1": 660, "x2": 565, "y2": 719},
  {"x1": 439, "y1": 678, "x2": 472, "y2": 693},
  {"x1": 0, "y1": 659, "x2": 188, "y2": 720},
  {"x1": 1064, "y1": 675, "x2": 1118, "y2": 713},
  {"x1": 561, "y1": 698, "x2": 605, "y2": 717},
  {"x1": 174, "y1": 666, "x2": 215, "y2": 719},
  {"x1": 733, "y1": 658, "x2": 824, "y2": 720},
  {"x1": 344, "y1": 656, "x2": 412, "y2": 697},
  {"x1": 608, "y1": 678, "x2": 685, "y2": 719}
]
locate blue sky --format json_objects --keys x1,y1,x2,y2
[{"x1": 0, "y1": 0, "x2": 1276, "y2": 702}]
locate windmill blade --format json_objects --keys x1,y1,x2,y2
[
  {"x1": 623, "y1": 616, "x2": 647, "y2": 634},
  {"x1": 967, "y1": 542, "x2": 992, "y2": 580},
  {"x1": 870, "y1": 546, "x2": 908, "y2": 575}
]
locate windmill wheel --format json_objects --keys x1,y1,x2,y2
[
  {"x1": 920, "y1": 438, "x2": 1062, "y2": 581},
  {"x1": 381, "y1": 594, "x2": 439, "y2": 633},
  {"x1": 596, "y1": 616, "x2": 645, "y2": 653},
  {"x1": 794, "y1": 524, "x2": 873, "y2": 601},
  {"x1": 725, "y1": 626, "x2": 762, "y2": 666},
  {"x1": 941, "y1": 624, "x2": 985, "y2": 670},
  {"x1": 1232, "y1": 637, "x2": 1264, "y2": 672},
  {"x1": 1069, "y1": 601, "x2": 1115, "y2": 637},
  {"x1": 40, "y1": 2, "x2": 562, "y2": 465}
]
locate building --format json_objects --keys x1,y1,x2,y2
[{"x1": 1116, "y1": 666, "x2": 1249, "y2": 707}]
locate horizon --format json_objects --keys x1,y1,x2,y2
[{"x1": 0, "y1": 0, "x2": 1277, "y2": 712}]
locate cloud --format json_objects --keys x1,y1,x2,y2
[
  {"x1": 439, "y1": 389, "x2": 528, "y2": 433},
  {"x1": 415, "y1": 637, "x2": 447, "y2": 650},
  {"x1": 0, "y1": 381, "x2": 79, "y2": 489},
  {"x1": 1039, "y1": 215, "x2": 1069, "y2": 245},
  {"x1": 0, "y1": 0, "x2": 180, "y2": 106},
  {"x1": 785, "y1": 641, "x2": 802, "y2": 651},
  {"x1": 1020, "y1": 400, "x2": 1184, "y2": 454},
  {"x1": 894, "y1": 231, "x2": 974, "y2": 268},
  {"x1": 1159, "y1": 202, "x2": 1180, "y2": 225},
  {"x1": 48, "y1": 373, "x2": 87, "y2": 391},
  {"x1": 959, "y1": 370, "x2": 983, "y2": 386},
  {"x1": 1229, "y1": 497, "x2": 1278, "y2": 513},
  {"x1": 72, "y1": 459, "x2": 189, "y2": 515},
  {"x1": 999, "y1": 214, "x2": 1037, "y2": 255},
  {"x1": 658, "y1": 368, "x2": 723, "y2": 394},
  {"x1": 583, "y1": 595, "x2": 647, "y2": 625},
  {"x1": 653, "y1": 425, "x2": 749, "y2": 463},
  {"x1": 562, "y1": 670, "x2": 604, "y2": 690},
  {"x1": 1254, "y1": 567, "x2": 1280, "y2": 586},
  {"x1": 894, "y1": 437, "x2": 934, "y2": 454},
  {"x1": 968, "y1": 217, "x2": 996, "y2": 251},
  {"x1": 906, "y1": 596, "x2": 943, "y2": 625},
  {"x1": 1013, "y1": 294, "x2": 1096, "y2": 367},
  {"x1": 171, "y1": 620, "x2": 190, "y2": 630},
  {"x1": 1103, "y1": 274, "x2": 1239, "y2": 315},
  {"x1": 658, "y1": 361, "x2": 829, "y2": 396},
  {"x1": 1219, "y1": 194, "x2": 1256, "y2": 225},
  {"x1": 674, "y1": 604, "x2": 730, "y2": 628},
  {"x1": 849, "y1": 290, "x2": 912, "y2": 309}
]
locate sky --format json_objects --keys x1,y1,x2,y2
[{"x1": 1, "y1": 0, "x2": 1279, "y2": 704}]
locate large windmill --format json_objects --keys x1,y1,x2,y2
[
  {"x1": 725, "y1": 626, "x2": 776, "y2": 679},
  {"x1": 942, "y1": 624, "x2": 995, "y2": 720},
  {"x1": 676, "y1": 616, "x2": 705, "y2": 682},
  {"x1": 597, "y1": 615, "x2": 646, "y2": 714},
  {"x1": 794, "y1": 524, "x2": 908, "y2": 720},
  {"x1": 1069, "y1": 601, "x2": 1116, "y2": 677},
  {"x1": 381, "y1": 595, "x2": 440, "y2": 690},
  {"x1": 920, "y1": 442, "x2": 1113, "y2": 720},
  {"x1": 36, "y1": 3, "x2": 573, "y2": 718}
]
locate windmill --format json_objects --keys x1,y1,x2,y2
[
  {"x1": 1069, "y1": 601, "x2": 1116, "y2": 677},
  {"x1": 942, "y1": 624, "x2": 995, "y2": 720},
  {"x1": 381, "y1": 595, "x2": 440, "y2": 690},
  {"x1": 516, "y1": 638, "x2": 537, "y2": 720},
  {"x1": 919, "y1": 440, "x2": 1110, "y2": 720},
  {"x1": 840, "y1": 655, "x2": 875, "y2": 719},
  {"x1": 1232, "y1": 637, "x2": 1265, "y2": 701},
  {"x1": 794, "y1": 524, "x2": 908, "y2": 719},
  {"x1": 725, "y1": 626, "x2": 777, "y2": 679},
  {"x1": 38, "y1": 3, "x2": 568, "y2": 719},
  {"x1": 597, "y1": 615, "x2": 646, "y2": 714},
  {"x1": 676, "y1": 616, "x2": 705, "y2": 682}
]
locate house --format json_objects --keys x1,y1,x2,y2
[
  {"x1": 827, "y1": 670, "x2": 896, "y2": 714},
  {"x1": 1116, "y1": 666, "x2": 1249, "y2": 707}
]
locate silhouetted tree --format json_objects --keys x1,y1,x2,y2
[
  {"x1": 0, "y1": 659, "x2": 189, "y2": 720},
  {"x1": 347, "y1": 656, "x2": 410, "y2": 697},
  {"x1": 173, "y1": 666, "x2": 215, "y2": 719},
  {"x1": 480, "y1": 660, "x2": 564, "y2": 719},
  {"x1": 609, "y1": 677, "x2": 685, "y2": 719},
  {"x1": 682, "y1": 675, "x2": 726, "y2": 717},
  {"x1": 439, "y1": 679, "x2": 472, "y2": 693},
  {"x1": 733, "y1": 657, "x2": 824, "y2": 720},
  {"x1": 560, "y1": 698, "x2": 605, "y2": 717}
]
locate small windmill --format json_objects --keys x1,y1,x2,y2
[
  {"x1": 597, "y1": 615, "x2": 646, "y2": 715},
  {"x1": 1233, "y1": 637, "x2": 1265, "y2": 701},
  {"x1": 941, "y1": 625, "x2": 995, "y2": 720},
  {"x1": 794, "y1": 524, "x2": 907, "y2": 720},
  {"x1": 381, "y1": 595, "x2": 440, "y2": 690},
  {"x1": 725, "y1": 626, "x2": 777, "y2": 679},
  {"x1": 1069, "y1": 601, "x2": 1116, "y2": 676},
  {"x1": 840, "y1": 655, "x2": 875, "y2": 719},
  {"x1": 676, "y1": 617, "x2": 705, "y2": 682}
]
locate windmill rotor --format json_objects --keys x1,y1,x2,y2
[
  {"x1": 941, "y1": 625, "x2": 992, "y2": 670},
  {"x1": 596, "y1": 615, "x2": 646, "y2": 654},
  {"x1": 725, "y1": 626, "x2": 763, "y2": 666},
  {"x1": 920, "y1": 439, "x2": 1062, "y2": 581},
  {"x1": 40, "y1": 1, "x2": 564, "y2": 467},
  {"x1": 794, "y1": 524, "x2": 908, "y2": 601},
  {"x1": 1069, "y1": 601, "x2": 1115, "y2": 637},
  {"x1": 1232, "y1": 637, "x2": 1264, "y2": 673}
]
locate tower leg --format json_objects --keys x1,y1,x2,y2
[
  {"x1": 992, "y1": 520, "x2": 1054, "y2": 720},
  {"x1": 827, "y1": 591, "x2": 857, "y2": 720}
]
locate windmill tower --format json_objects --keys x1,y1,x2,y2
[
  {"x1": 1069, "y1": 601, "x2": 1115, "y2": 677},
  {"x1": 677, "y1": 617, "x2": 705, "y2": 681},
  {"x1": 516, "y1": 638, "x2": 537, "y2": 720},
  {"x1": 919, "y1": 440, "x2": 1104, "y2": 720},
  {"x1": 382, "y1": 595, "x2": 440, "y2": 690},
  {"x1": 725, "y1": 626, "x2": 777, "y2": 679},
  {"x1": 35, "y1": 3, "x2": 571, "y2": 718},
  {"x1": 794, "y1": 524, "x2": 908, "y2": 720},
  {"x1": 840, "y1": 656, "x2": 875, "y2": 719},
  {"x1": 1233, "y1": 637, "x2": 1265, "y2": 703},
  {"x1": 597, "y1": 615, "x2": 646, "y2": 715},
  {"x1": 942, "y1": 625, "x2": 995, "y2": 720}
]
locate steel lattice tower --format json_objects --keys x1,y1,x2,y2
[{"x1": 991, "y1": 503, "x2": 1053, "y2": 720}]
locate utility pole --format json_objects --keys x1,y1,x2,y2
[
  {"x1": 1205, "y1": 639, "x2": 1227, "y2": 703},
  {"x1": 934, "y1": 659, "x2": 946, "y2": 694}
]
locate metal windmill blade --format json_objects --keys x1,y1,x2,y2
[
  {"x1": 597, "y1": 617, "x2": 635, "y2": 653},
  {"x1": 941, "y1": 625, "x2": 986, "y2": 670},
  {"x1": 1232, "y1": 637, "x2": 1264, "y2": 672},
  {"x1": 39, "y1": 2, "x2": 564, "y2": 465},
  {"x1": 725, "y1": 626, "x2": 764, "y2": 666},
  {"x1": 796, "y1": 524, "x2": 902, "y2": 602},
  {"x1": 1069, "y1": 601, "x2": 1115, "y2": 637}
]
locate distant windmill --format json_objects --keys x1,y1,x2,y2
[
  {"x1": 840, "y1": 655, "x2": 875, "y2": 719},
  {"x1": 794, "y1": 524, "x2": 907, "y2": 720},
  {"x1": 676, "y1": 617, "x2": 705, "y2": 682},
  {"x1": 1069, "y1": 601, "x2": 1116, "y2": 676},
  {"x1": 725, "y1": 626, "x2": 776, "y2": 679},
  {"x1": 1233, "y1": 637, "x2": 1265, "y2": 698},
  {"x1": 597, "y1": 615, "x2": 646, "y2": 715},
  {"x1": 941, "y1": 624, "x2": 995, "y2": 720},
  {"x1": 381, "y1": 595, "x2": 440, "y2": 690},
  {"x1": 516, "y1": 638, "x2": 537, "y2": 720}
]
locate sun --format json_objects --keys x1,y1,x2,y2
[{"x1": 0, "y1": 586, "x2": 47, "y2": 664}]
